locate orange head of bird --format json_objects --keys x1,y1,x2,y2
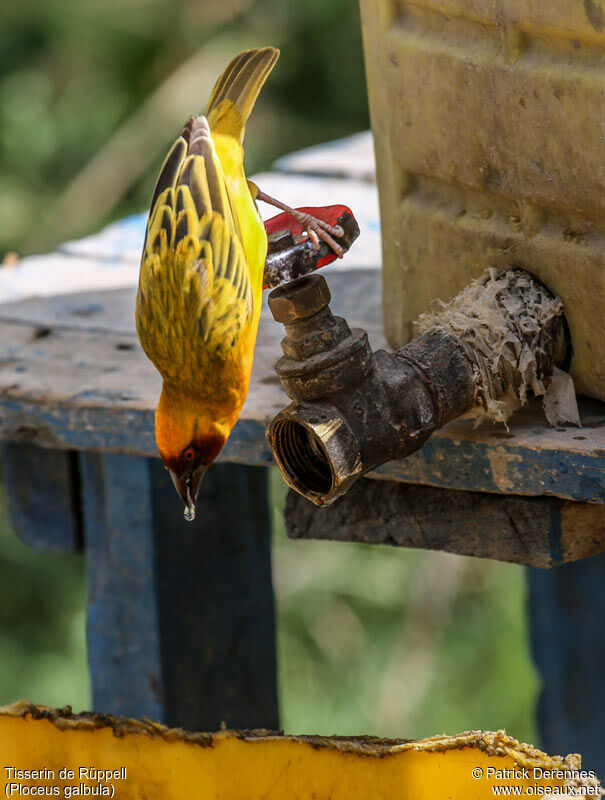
[{"x1": 155, "y1": 387, "x2": 229, "y2": 521}]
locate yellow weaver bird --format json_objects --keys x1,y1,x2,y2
[{"x1": 136, "y1": 47, "x2": 343, "y2": 519}]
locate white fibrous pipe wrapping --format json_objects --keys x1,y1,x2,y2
[{"x1": 416, "y1": 269, "x2": 580, "y2": 427}]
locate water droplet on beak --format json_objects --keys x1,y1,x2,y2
[{"x1": 183, "y1": 483, "x2": 196, "y2": 522}]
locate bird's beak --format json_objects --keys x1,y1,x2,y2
[{"x1": 169, "y1": 464, "x2": 207, "y2": 521}]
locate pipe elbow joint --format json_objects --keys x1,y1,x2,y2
[
  {"x1": 266, "y1": 275, "x2": 437, "y2": 505},
  {"x1": 268, "y1": 402, "x2": 363, "y2": 506},
  {"x1": 266, "y1": 270, "x2": 569, "y2": 507}
]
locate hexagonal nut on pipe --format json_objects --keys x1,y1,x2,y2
[
  {"x1": 267, "y1": 402, "x2": 363, "y2": 506},
  {"x1": 268, "y1": 275, "x2": 332, "y2": 324}
]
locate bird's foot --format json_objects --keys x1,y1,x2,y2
[
  {"x1": 291, "y1": 210, "x2": 345, "y2": 258},
  {"x1": 254, "y1": 188, "x2": 345, "y2": 258}
]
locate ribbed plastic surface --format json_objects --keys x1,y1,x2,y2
[{"x1": 361, "y1": 0, "x2": 605, "y2": 398}]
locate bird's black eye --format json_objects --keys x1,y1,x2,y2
[{"x1": 183, "y1": 446, "x2": 197, "y2": 463}]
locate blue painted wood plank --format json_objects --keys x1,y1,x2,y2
[
  {"x1": 80, "y1": 451, "x2": 164, "y2": 721},
  {"x1": 0, "y1": 442, "x2": 81, "y2": 552},
  {"x1": 80, "y1": 452, "x2": 277, "y2": 730},
  {"x1": 0, "y1": 394, "x2": 602, "y2": 502},
  {"x1": 0, "y1": 398, "x2": 273, "y2": 466},
  {"x1": 528, "y1": 554, "x2": 605, "y2": 775},
  {"x1": 2, "y1": 396, "x2": 604, "y2": 501},
  {"x1": 374, "y1": 437, "x2": 605, "y2": 503}
]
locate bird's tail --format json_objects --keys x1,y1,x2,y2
[{"x1": 206, "y1": 47, "x2": 279, "y2": 143}]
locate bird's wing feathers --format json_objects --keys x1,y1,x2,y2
[
  {"x1": 138, "y1": 47, "x2": 280, "y2": 384},
  {"x1": 137, "y1": 117, "x2": 252, "y2": 380},
  {"x1": 206, "y1": 47, "x2": 279, "y2": 143},
  {"x1": 146, "y1": 134, "x2": 188, "y2": 223}
]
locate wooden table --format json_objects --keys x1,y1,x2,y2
[{"x1": 0, "y1": 133, "x2": 603, "y2": 771}]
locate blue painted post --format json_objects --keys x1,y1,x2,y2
[
  {"x1": 80, "y1": 452, "x2": 164, "y2": 721},
  {"x1": 80, "y1": 452, "x2": 278, "y2": 731},
  {"x1": 1, "y1": 443, "x2": 81, "y2": 553},
  {"x1": 528, "y1": 553, "x2": 605, "y2": 775}
]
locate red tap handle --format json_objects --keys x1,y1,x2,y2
[{"x1": 263, "y1": 204, "x2": 359, "y2": 289}]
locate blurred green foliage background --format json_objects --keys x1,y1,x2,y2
[
  {"x1": 0, "y1": 0, "x2": 368, "y2": 258},
  {"x1": 0, "y1": 0, "x2": 538, "y2": 742}
]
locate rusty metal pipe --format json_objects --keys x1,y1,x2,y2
[{"x1": 266, "y1": 270, "x2": 569, "y2": 506}]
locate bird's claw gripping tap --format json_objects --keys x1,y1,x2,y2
[{"x1": 263, "y1": 205, "x2": 360, "y2": 289}]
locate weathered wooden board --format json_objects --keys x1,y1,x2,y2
[
  {"x1": 372, "y1": 407, "x2": 605, "y2": 502},
  {"x1": 285, "y1": 480, "x2": 605, "y2": 568},
  {"x1": 0, "y1": 272, "x2": 602, "y2": 502}
]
